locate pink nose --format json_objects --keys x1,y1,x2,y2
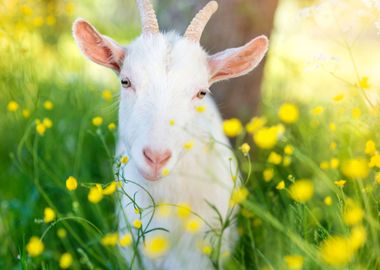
[{"x1": 143, "y1": 148, "x2": 172, "y2": 169}]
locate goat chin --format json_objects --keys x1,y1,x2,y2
[{"x1": 116, "y1": 97, "x2": 238, "y2": 270}]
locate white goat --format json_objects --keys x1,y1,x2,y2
[{"x1": 73, "y1": 0, "x2": 268, "y2": 269}]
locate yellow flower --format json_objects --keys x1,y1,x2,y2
[
  {"x1": 103, "y1": 181, "x2": 118, "y2": 195},
  {"x1": 119, "y1": 233, "x2": 133, "y2": 247},
  {"x1": 276, "y1": 181, "x2": 285, "y2": 190},
  {"x1": 43, "y1": 100, "x2": 54, "y2": 110},
  {"x1": 59, "y1": 253, "x2": 73, "y2": 269},
  {"x1": 375, "y1": 172, "x2": 380, "y2": 184},
  {"x1": 102, "y1": 89, "x2": 112, "y2": 101},
  {"x1": 333, "y1": 94, "x2": 344, "y2": 102},
  {"x1": 253, "y1": 126, "x2": 281, "y2": 149},
  {"x1": 246, "y1": 116, "x2": 267, "y2": 134},
  {"x1": 320, "y1": 236, "x2": 354, "y2": 266},
  {"x1": 239, "y1": 143, "x2": 250, "y2": 156},
  {"x1": 133, "y1": 219, "x2": 142, "y2": 229},
  {"x1": 144, "y1": 235, "x2": 169, "y2": 258},
  {"x1": 101, "y1": 233, "x2": 118, "y2": 246},
  {"x1": 268, "y1": 152, "x2": 282, "y2": 165},
  {"x1": 108, "y1": 122, "x2": 116, "y2": 131},
  {"x1": 344, "y1": 205, "x2": 364, "y2": 226},
  {"x1": 92, "y1": 116, "x2": 103, "y2": 126},
  {"x1": 284, "y1": 145, "x2": 294, "y2": 155},
  {"x1": 223, "y1": 118, "x2": 243, "y2": 137},
  {"x1": 358, "y1": 76, "x2": 370, "y2": 90},
  {"x1": 230, "y1": 187, "x2": 249, "y2": 207},
  {"x1": 183, "y1": 141, "x2": 194, "y2": 150},
  {"x1": 157, "y1": 204, "x2": 171, "y2": 217},
  {"x1": 88, "y1": 185, "x2": 103, "y2": 204},
  {"x1": 330, "y1": 142, "x2": 337, "y2": 150},
  {"x1": 330, "y1": 158, "x2": 339, "y2": 169},
  {"x1": 46, "y1": 15, "x2": 56, "y2": 26},
  {"x1": 169, "y1": 119, "x2": 175, "y2": 126},
  {"x1": 7, "y1": 101, "x2": 19, "y2": 112},
  {"x1": 283, "y1": 156, "x2": 292, "y2": 166},
  {"x1": 22, "y1": 109, "x2": 31, "y2": 118},
  {"x1": 334, "y1": 180, "x2": 346, "y2": 187},
  {"x1": 20, "y1": 5, "x2": 33, "y2": 16},
  {"x1": 365, "y1": 140, "x2": 376, "y2": 155},
  {"x1": 26, "y1": 237, "x2": 44, "y2": 257},
  {"x1": 43, "y1": 207, "x2": 56, "y2": 223},
  {"x1": 263, "y1": 168, "x2": 274, "y2": 182},
  {"x1": 57, "y1": 228, "x2": 67, "y2": 239},
  {"x1": 66, "y1": 176, "x2": 78, "y2": 191},
  {"x1": 311, "y1": 106, "x2": 324, "y2": 116},
  {"x1": 65, "y1": 2, "x2": 75, "y2": 15},
  {"x1": 329, "y1": 122, "x2": 336, "y2": 132},
  {"x1": 349, "y1": 226, "x2": 367, "y2": 250},
  {"x1": 120, "y1": 156, "x2": 129, "y2": 164},
  {"x1": 352, "y1": 108, "x2": 361, "y2": 119},
  {"x1": 341, "y1": 158, "x2": 369, "y2": 179},
  {"x1": 324, "y1": 196, "x2": 333, "y2": 206},
  {"x1": 195, "y1": 105, "x2": 206, "y2": 113},
  {"x1": 33, "y1": 16, "x2": 44, "y2": 27},
  {"x1": 320, "y1": 161, "x2": 330, "y2": 170},
  {"x1": 369, "y1": 154, "x2": 380, "y2": 168},
  {"x1": 162, "y1": 168, "x2": 170, "y2": 176},
  {"x1": 278, "y1": 103, "x2": 299, "y2": 124},
  {"x1": 36, "y1": 123, "x2": 46, "y2": 136},
  {"x1": 284, "y1": 255, "x2": 304, "y2": 270},
  {"x1": 185, "y1": 217, "x2": 202, "y2": 233},
  {"x1": 43, "y1": 118, "x2": 53, "y2": 128},
  {"x1": 201, "y1": 244, "x2": 213, "y2": 255},
  {"x1": 289, "y1": 179, "x2": 314, "y2": 203},
  {"x1": 177, "y1": 203, "x2": 192, "y2": 219}
]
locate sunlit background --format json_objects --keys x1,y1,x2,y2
[{"x1": 1, "y1": 0, "x2": 380, "y2": 269}]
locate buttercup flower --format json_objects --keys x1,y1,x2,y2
[
  {"x1": 230, "y1": 187, "x2": 249, "y2": 207},
  {"x1": 239, "y1": 143, "x2": 250, "y2": 156},
  {"x1": 185, "y1": 217, "x2": 202, "y2": 233},
  {"x1": 133, "y1": 219, "x2": 142, "y2": 229},
  {"x1": 102, "y1": 89, "x2": 112, "y2": 101},
  {"x1": 263, "y1": 168, "x2": 274, "y2": 182},
  {"x1": 43, "y1": 100, "x2": 54, "y2": 110},
  {"x1": 144, "y1": 235, "x2": 169, "y2": 258},
  {"x1": 289, "y1": 179, "x2": 314, "y2": 203},
  {"x1": 43, "y1": 207, "x2": 56, "y2": 223},
  {"x1": 253, "y1": 126, "x2": 280, "y2": 149},
  {"x1": 268, "y1": 152, "x2": 282, "y2": 165},
  {"x1": 320, "y1": 236, "x2": 354, "y2": 266},
  {"x1": 108, "y1": 122, "x2": 116, "y2": 131},
  {"x1": 101, "y1": 233, "x2": 118, "y2": 246},
  {"x1": 88, "y1": 185, "x2": 103, "y2": 203},
  {"x1": 59, "y1": 253, "x2": 73, "y2": 269},
  {"x1": 66, "y1": 176, "x2": 78, "y2": 191},
  {"x1": 119, "y1": 233, "x2": 133, "y2": 247},
  {"x1": 92, "y1": 116, "x2": 103, "y2": 126},
  {"x1": 278, "y1": 103, "x2": 299, "y2": 124},
  {"x1": 324, "y1": 196, "x2": 333, "y2": 206},
  {"x1": 341, "y1": 158, "x2": 369, "y2": 179},
  {"x1": 7, "y1": 101, "x2": 19, "y2": 112},
  {"x1": 26, "y1": 236, "x2": 44, "y2": 257},
  {"x1": 365, "y1": 140, "x2": 376, "y2": 155},
  {"x1": 223, "y1": 118, "x2": 243, "y2": 137},
  {"x1": 177, "y1": 203, "x2": 192, "y2": 219},
  {"x1": 284, "y1": 255, "x2": 304, "y2": 270},
  {"x1": 276, "y1": 181, "x2": 285, "y2": 190},
  {"x1": 246, "y1": 116, "x2": 266, "y2": 134},
  {"x1": 334, "y1": 180, "x2": 346, "y2": 187}
]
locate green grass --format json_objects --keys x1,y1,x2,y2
[{"x1": 2, "y1": 0, "x2": 380, "y2": 269}]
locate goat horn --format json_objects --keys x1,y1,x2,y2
[
  {"x1": 184, "y1": 1, "x2": 218, "y2": 42},
  {"x1": 136, "y1": 0, "x2": 159, "y2": 34}
]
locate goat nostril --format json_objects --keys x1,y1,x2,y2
[
  {"x1": 143, "y1": 149, "x2": 154, "y2": 163},
  {"x1": 143, "y1": 148, "x2": 172, "y2": 166}
]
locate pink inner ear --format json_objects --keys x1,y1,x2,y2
[
  {"x1": 208, "y1": 35, "x2": 269, "y2": 84},
  {"x1": 73, "y1": 20, "x2": 125, "y2": 72}
]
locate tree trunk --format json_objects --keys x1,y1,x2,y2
[{"x1": 156, "y1": 0, "x2": 279, "y2": 119}]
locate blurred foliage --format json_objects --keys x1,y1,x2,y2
[{"x1": 1, "y1": 0, "x2": 380, "y2": 269}]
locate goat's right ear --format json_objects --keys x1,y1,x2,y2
[{"x1": 72, "y1": 19, "x2": 125, "y2": 73}]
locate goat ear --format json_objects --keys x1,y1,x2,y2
[
  {"x1": 72, "y1": 19, "x2": 125, "y2": 73},
  {"x1": 208, "y1": 35, "x2": 269, "y2": 84}
]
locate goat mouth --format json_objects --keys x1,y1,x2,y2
[{"x1": 137, "y1": 168, "x2": 162, "y2": 182}]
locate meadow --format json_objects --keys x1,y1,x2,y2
[{"x1": 1, "y1": 0, "x2": 380, "y2": 269}]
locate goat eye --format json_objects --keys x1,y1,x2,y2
[
  {"x1": 196, "y1": 90, "x2": 207, "y2": 99},
  {"x1": 121, "y1": 78, "x2": 131, "y2": 88}
]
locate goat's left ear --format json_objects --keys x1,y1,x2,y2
[
  {"x1": 72, "y1": 19, "x2": 125, "y2": 73},
  {"x1": 208, "y1": 35, "x2": 269, "y2": 85}
]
